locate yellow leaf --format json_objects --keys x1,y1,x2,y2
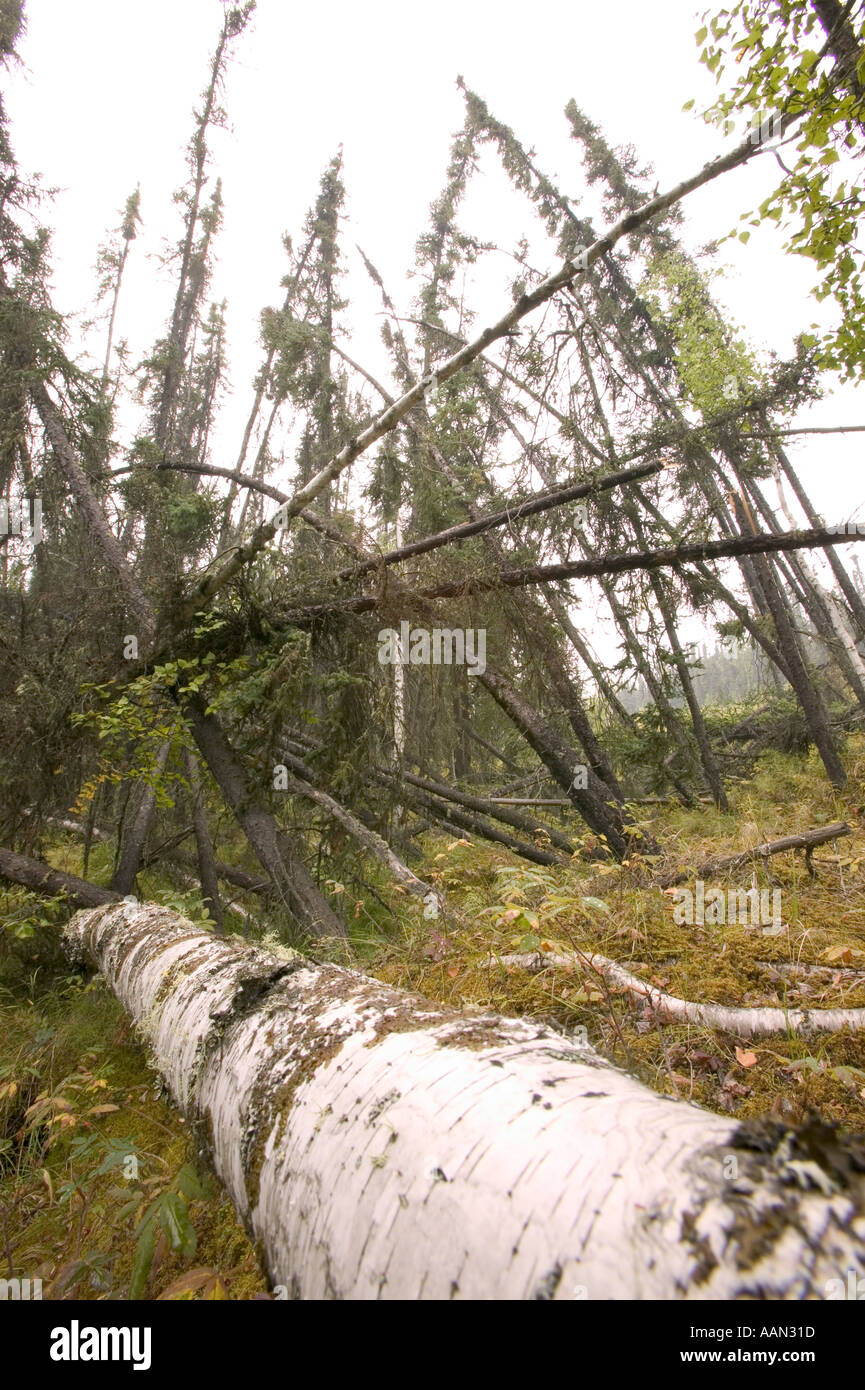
[{"x1": 823, "y1": 944, "x2": 862, "y2": 963}]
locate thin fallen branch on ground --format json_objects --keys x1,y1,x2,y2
[
  {"x1": 658, "y1": 822, "x2": 851, "y2": 887},
  {"x1": 491, "y1": 949, "x2": 865, "y2": 1038},
  {"x1": 488, "y1": 798, "x2": 572, "y2": 807}
]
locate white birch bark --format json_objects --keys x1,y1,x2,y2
[
  {"x1": 65, "y1": 903, "x2": 865, "y2": 1300},
  {"x1": 494, "y1": 951, "x2": 865, "y2": 1038}
]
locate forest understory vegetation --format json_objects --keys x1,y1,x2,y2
[
  {"x1": 4, "y1": 0, "x2": 865, "y2": 1301},
  {"x1": 4, "y1": 722, "x2": 865, "y2": 1299}
]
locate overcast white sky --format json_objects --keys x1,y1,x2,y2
[{"x1": 5, "y1": 0, "x2": 865, "y2": 664}]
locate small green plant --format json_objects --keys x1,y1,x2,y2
[{"x1": 128, "y1": 1163, "x2": 210, "y2": 1299}]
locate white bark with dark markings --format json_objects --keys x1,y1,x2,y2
[{"x1": 66, "y1": 902, "x2": 865, "y2": 1300}]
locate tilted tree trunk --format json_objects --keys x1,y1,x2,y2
[
  {"x1": 730, "y1": 496, "x2": 846, "y2": 788},
  {"x1": 526, "y1": 612, "x2": 624, "y2": 799},
  {"x1": 64, "y1": 901, "x2": 865, "y2": 1300},
  {"x1": 184, "y1": 699, "x2": 346, "y2": 939},
  {"x1": 29, "y1": 380, "x2": 156, "y2": 644},
  {"x1": 773, "y1": 441, "x2": 865, "y2": 634},
  {"x1": 184, "y1": 746, "x2": 224, "y2": 933},
  {"x1": 769, "y1": 458, "x2": 865, "y2": 708},
  {"x1": 738, "y1": 468, "x2": 865, "y2": 709},
  {"x1": 396, "y1": 769, "x2": 575, "y2": 854},
  {"x1": 478, "y1": 665, "x2": 652, "y2": 858},
  {"x1": 275, "y1": 752, "x2": 446, "y2": 917},
  {"x1": 111, "y1": 741, "x2": 171, "y2": 895},
  {"x1": 543, "y1": 590, "x2": 635, "y2": 727},
  {"x1": 402, "y1": 785, "x2": 570, "y2": 867},
  {"x1": 0, "y1": 845, "x2": 120, "y2": 907}
]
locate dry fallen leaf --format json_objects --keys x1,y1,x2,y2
[{"x1": 735, "y1": 1047, "x2": 758, "y2": 1068}]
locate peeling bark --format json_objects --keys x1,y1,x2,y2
[{"x1": 65, "y1": 902, "x2": 865, "y2": 1299}]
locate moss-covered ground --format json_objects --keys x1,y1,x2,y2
[{"x1": 4, "y1": 737, "x2": 865, "y2": 1298}]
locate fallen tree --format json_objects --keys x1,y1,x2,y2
[
  {"x1": 659, "y1": 822, "x2": 851, "y2": 887},
  {"x1": 493, "y1": 949, "x2": 865, "y2": 1039},
  {"x1": 65, "y1": 900, "x2": 865, "y2": 1299},
  {"x1": 0, "y1": 845, "x2": 121, "y2": 908}
]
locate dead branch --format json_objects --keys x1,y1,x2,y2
[
  {"x1": 659, "y1": 822, "x2": 851, "y2": 887},
  {"x1": 493, "y1": 949, "x2": 865, "y2": 1038},
  {"x1": 0, "y1": 845, "x2": 121, "y2": 908}
]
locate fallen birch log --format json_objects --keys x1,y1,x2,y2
[
  {"x1": 659, "y1": 822, "x2": 851, "y2": 887},
  {"x1": 65, "y1": 901, "x2": 865, "y2": 1299},
  {"x1": 494, "y1": 950, "x2": 865, "y2": 1038}
]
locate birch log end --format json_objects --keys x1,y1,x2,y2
[{"x1": 65, "y1": 902, "x2": 865, "y2": 1300}]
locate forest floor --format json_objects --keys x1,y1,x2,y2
[
  {"x1": 365, "y1": 743, "x2": 865, "y2": 1135},
  {"x1": 3, "y1": 736, "x2": 865, "y2": 1298}
]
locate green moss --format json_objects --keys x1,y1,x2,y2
[{"x1": 367, "y1": 743, "x2": 865, "y2": 1134}]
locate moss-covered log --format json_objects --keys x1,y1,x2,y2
[{"x1": 65, "y1": 902, "x2": 865, "y2": 1300}]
